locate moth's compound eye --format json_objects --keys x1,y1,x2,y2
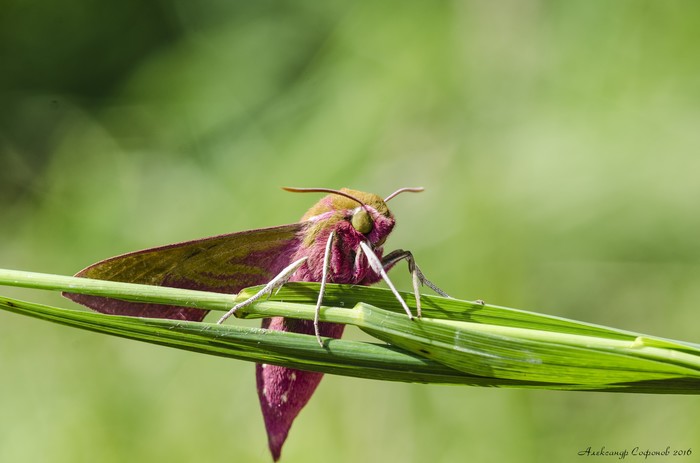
[{"x1": 351, "y1": 209, "x2": 373, "y2": 234}]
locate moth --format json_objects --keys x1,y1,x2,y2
[{"x1": 64, "y1": 187, "x2": 447, "y2": 461}]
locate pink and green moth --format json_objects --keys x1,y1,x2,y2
[{"x1": 64, "y1": 187, "x2": 447, "y2": 461}]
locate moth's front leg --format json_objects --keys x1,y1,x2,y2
[
  {"x1": 381, "y1": 249, "x2": 449, "y2": 317},
  {"x1": 217, "y1": 256, "x2": 309, "y2": 323}
]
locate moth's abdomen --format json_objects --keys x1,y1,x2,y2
[{"x1": 256, "y1": 317, "x2": 344, "y2": 461}]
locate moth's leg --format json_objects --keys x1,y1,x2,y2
[
  {"x1": 313, "y1": 231, "x2": 335, "y2": 346},
  {"x1": 359, "y1": 241, "x2": 413, "y2": 319},
  {"x1": 382, "y1": 249, "x2": 449, "y2": 296},
  {"x1": 381, "y1": 249, "x2": 449, "y2": 318},
  {"x1": 217, "y1": 256, "x2": 309, "y2": 324}
]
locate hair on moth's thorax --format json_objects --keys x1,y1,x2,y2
[{"x1": 301, "y1": 188, "x2": 392, "y2": 221}]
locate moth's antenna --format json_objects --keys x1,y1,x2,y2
[
  {"x1": 282, "y1": 187, "x2": 366, "y2": 208},
  {"x1": 384, "y1": 187, "x2": 424, "y2": 202}
]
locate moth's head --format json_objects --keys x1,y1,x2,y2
[{"x1": 285, "y1": 187, "x2": 423, "y2": 248}]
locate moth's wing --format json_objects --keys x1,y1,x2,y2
[{"x1": 63, "y1": 223, "x2": 304, "y2": 321}]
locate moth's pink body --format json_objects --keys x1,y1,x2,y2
[
  {"x1": 64, "y1": 188, "x2": 400, "y2": 462},
  {"x1": 258, "y1": 198, "x2": 395, "y2": 460}
]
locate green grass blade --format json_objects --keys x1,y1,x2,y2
[
  {"x1": 354, "y1": 303, "x2": 700, "y2": 385},
  {"x1": 0, "y1": 294, "x2": 555, "y2": 388},
  {"x1": 1, "y1": 268, "x2": 699, "y2": 394},
  {"x1": 255, "y1": 283, "x2": 667, "y2": 342}
]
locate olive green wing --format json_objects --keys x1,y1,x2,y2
[{"x1": 63, "y1": 223, "x2": 304, "y2": 321}]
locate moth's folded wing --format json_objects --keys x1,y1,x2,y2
[{"x1": 63, "y1": 223, "x2": 304, "y2": 321}]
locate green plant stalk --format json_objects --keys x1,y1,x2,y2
[
  {"x1": 1, "y1": 268, "x2": 699, "y2": 394},
  {"x1": 0, "y1": 268, "x2": 237, "y2": 310}
]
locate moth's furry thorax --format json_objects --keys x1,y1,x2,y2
[{"x1": 292, "y1": 188, "x2": 396, "y2": 285}]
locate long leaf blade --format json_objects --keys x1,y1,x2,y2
[{"x1": 1, "y1": 269, "x2": 699, "y2": 394}]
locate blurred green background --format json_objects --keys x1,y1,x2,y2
[{"x1": 1, "y1": 1, "x2": 699, "y2": 462}]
